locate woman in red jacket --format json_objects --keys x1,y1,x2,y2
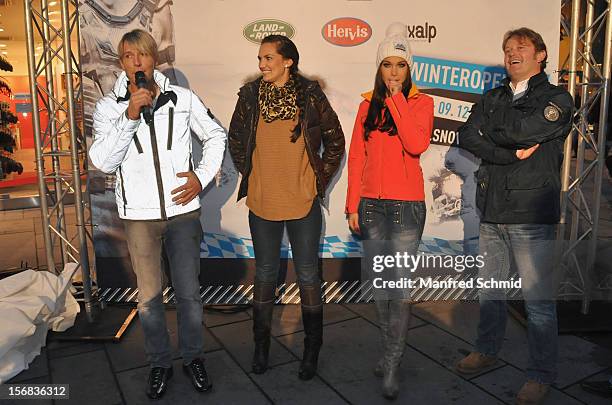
[{"x1": 346, "y1": 23, "x2": 433, "y2": 400}]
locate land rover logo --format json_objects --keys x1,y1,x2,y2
[{"x1": 243, "y1": 19, "x2": 295, "y2": 44}]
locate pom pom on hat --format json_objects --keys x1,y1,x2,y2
[
  {"x1": 376, "y1": 22, "x2": 413, "y2": 68},
  {"x1": 385, "y1": 22, "x2": 408, "y2": 38}
]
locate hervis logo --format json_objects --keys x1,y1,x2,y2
[
  {"x1": 322, "y1": 17, "x2": 372, "y2": 47},
  {"x1": 243, "y1": 19, "x2": 295, "y2": 44}
]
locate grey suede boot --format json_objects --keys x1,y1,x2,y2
[
  {"x1": 381, "y1": 299, "x2": 411, "y2": 400},
  {"x1": 374, "y1": 299, "x2": 391, "y2": 377}
]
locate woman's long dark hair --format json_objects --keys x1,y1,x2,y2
[
  {"x1": 261, "y1": 35, "x2": 305, "y2": 142},
  {"x1": 363, "y1": 64, "x2": 412, "y2": 140}
]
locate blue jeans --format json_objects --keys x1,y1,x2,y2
[
  {"x1": 123, "y1": 209, "x2": 204, "y2": 368},
  {"x1": 358, "y1": 198, "x2": 425, "y2": 241},
  {"x1": 359, "y1": 198, "x2": 426, "y2": 300},
  {"x1": 248, "y1": 201, "x2": 322, "y2": 288},
  {"x1": 475, "y1": 222, "x2": 557, "y2": 384}
]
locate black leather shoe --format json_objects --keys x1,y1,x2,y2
[
  {"x1": 183, "y1": 358, "x2": 212, "y2": 392},
  {"x1": 581, "y1": 380, "x2": 612, "y2": 398},
  {"x1": 146, "y1": 366, "x2": 173, "y2": 400}
]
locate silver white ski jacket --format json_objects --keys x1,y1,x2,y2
[{"x1": 89, "y1": 70, "x2": 227, "y2": 220}]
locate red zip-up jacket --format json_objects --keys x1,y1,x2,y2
[{"x1": 345, "y1": 86, "x2": 434, "y2": 213}]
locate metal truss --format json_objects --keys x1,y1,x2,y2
[
  {"x1": 24, "y1": 0, "x2": 96, "y2": 320},
  {"x1": 558, "y1": 0, "x2": 612, "y2": 312}
]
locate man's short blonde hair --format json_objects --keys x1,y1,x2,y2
[{"x1": 117, "y1": 29, "x2": 159, "y2": 64}]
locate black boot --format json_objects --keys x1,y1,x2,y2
[
  {"x1": 298, "y1": 284, "x2": 323, "y2": 380},
  {"x1": 251, "y1": 282, "x2": 275, "y2": 374}
]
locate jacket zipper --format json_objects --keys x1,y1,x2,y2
[
  {"x1": 166, "y1": 107, "x2": 174, "y2": 150},
  {"x1": 300, "y1": 96, "x2": 325, "y2": 203},
  {"x1": 245, "y1": 90, "x2": 259, "y2": 182},
  {"x1": 481, "y1": 172, "x2": 489, "y2": 216},
  {"x1": 401, "y1": 150, "x2": 410, "y2": 181},
  {"x1": 118, "y1": 166, "x2": 128, "y2": 217},
  {"x1": 148, "y1": 121, "x2": 167, "y2": 220},
  {"x1": 378, "y1": 133, "x2": 384, "y2": 199},
  {"x1": 133, "y1": 135, "x2": 143, "y2": 154}
]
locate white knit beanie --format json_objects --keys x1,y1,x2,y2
[{"x1": 376, "y1": 22, "x2": 414, "y2": 68}]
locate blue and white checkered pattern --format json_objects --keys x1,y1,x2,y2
[
  {"x1": 201, "y1": 233, "x2": 254, "y2": 258},
  {"x1": 201, "y1": 232, "x2": 475, "y2": 258}
]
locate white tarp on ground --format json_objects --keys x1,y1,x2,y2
[{"x1": 0, "y1": 263, "x2": 80, "y2": 383}]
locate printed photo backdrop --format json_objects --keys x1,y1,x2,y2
[{"x1": 80, "y1": 0, "x2": 562, "y2": 288}]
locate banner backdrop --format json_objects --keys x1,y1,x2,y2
[{"x1": 80, "y1": 0, "x2": 561, "y2": 289}]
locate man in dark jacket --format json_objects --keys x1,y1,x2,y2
[{"x1": 454, "y1": 28, "x2": 573, "y2": 405}]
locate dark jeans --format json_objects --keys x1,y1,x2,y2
[
  {"x1": 475, "y1": 222, "x2": 557, "y2": 384},
  {"x1": 123, "y1": 209, "x2": 204, "y2": 368},
  {"x1": 359, "y1": 198, "x2": 426, "y2": 300},
  {"x1": 248, "y1": 201, "x2": 322, "y2": 288}
]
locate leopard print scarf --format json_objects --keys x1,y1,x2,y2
[{"x1": 258, "y1": 77, "x2": 298, "y2": 123}]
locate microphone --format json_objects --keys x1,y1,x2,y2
[{"x1": 134, "y1": 71, "x2": 153, "y2": 124}]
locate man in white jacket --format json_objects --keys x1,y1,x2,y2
[{"x1": 89, "y1": 29, "x2": 226, "y2": 400}]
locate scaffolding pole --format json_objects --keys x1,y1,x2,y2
[
  {"x1": 558, "y1": 0, "x2": 612, "y2": 313},
  {"x1": 24, "y1": 0, "x2": 96, "y2": 321}
]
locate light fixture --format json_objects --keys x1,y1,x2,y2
[
  {"x1": 1, "y1": 52, "x2": 7, "y2": 55},
  {"x1": 22, "y1": 112, "x2": 28, "y2": 118},
  {"x1": 49, "y1": 1, "x2": 57, "y2": 5},
  {"x1": 0, "y1": 29, "x2": 5, "y2": 32},
  {"x1": 0, "y1": 44, "x2": 7, "y2": 48}
]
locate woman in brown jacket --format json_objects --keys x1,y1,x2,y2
[{"x1": 228, "y1": 35, "x2": 344, "y2": 380}]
